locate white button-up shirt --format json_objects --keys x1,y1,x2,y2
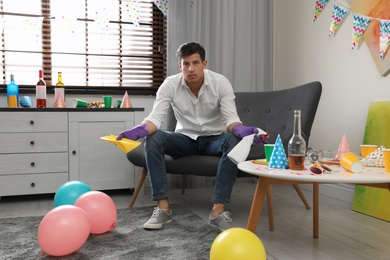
[{"x1": 145, "y1": 69, "x2": 242, "y2": 139}]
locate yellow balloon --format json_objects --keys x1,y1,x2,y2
[{"x1": 210, "y1": 228, "x2": 266, "y2": 260}]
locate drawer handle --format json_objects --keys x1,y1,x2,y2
[
  {"x1": 30, "y1": 120, "x2": 34, "y2": 125},
  {"x1": 31, "y1": 183, "x2": 35, "y2": 187},
  {"x1": 72, "y1": 150, "x2": 77, "y2": 155},
  {"x1": 31, "y1": 162, "x2": 35, "y2": 167},
  {"x1": 30, "y1": 141, "x2": 35, "y2": 145}
]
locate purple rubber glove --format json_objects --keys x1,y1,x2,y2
[
  {"x1": 117, "y1": 124, "x2": 149, "y2": 140},
  {"x1": 253, "y1": 134, "x2": 269, "y2": 145},
  {"x1": 232, "y1": 124, "x2": 268, "y2": 146},
  {"x1": 232, "y1": 124, "x2": 259, "y2": 139}
]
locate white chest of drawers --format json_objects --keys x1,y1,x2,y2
[{"x1": 0, "y1": 108, "x2": 144, "y2": 197}]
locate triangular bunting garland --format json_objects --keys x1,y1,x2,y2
[
  {"x1": 379, "y1": 20, "x2": 390, "y2": 60},
  {"x1": 120, "y1": 1, "x2": 141, "y2": 28},
  {"x1": 153, "y1": 0, "x2": 168, "y2": 17},
  {"x1": 268, "y1": 134, "x2": 288, "y2": 169},
  {"x1": 94, "y1": 8, "x2": 110, "y2": 32},
  {"x1": 56, "y1": 15, "x2": 77, "y2": 34},
  {"x1": 26, "y1": 17, "x2": 44, "y2": 39},
  {"x1": 314, "y1": 0, "x2": 330, "y2": 22},
  {"x1": 329, "y1": 3, "x2": 349, "y2": 38},
  {"x1": 351, "y1": 14, "x2": 371, "y2": 51}
]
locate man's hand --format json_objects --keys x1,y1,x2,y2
[
  {"x1": 117, "y1": 124, "x2": 149, "y2": 140},
  {"x1": 232, "y1": 124, "x2": 268, "y2": 145}
]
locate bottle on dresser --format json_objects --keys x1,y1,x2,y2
[
  {"x1": 55, "y1": 72, "x2": 65, "y2": 101},
  {"x1": 36, "y1": 70, "x2": 46, "y2": 108},
  {"x1": 7, "y1": 74, "x2": 19, "y2": 108},
  {"x1": 288, "y1": 110, "x2": 306, "y2": 170}
]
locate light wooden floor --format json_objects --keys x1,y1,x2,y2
[{"x1": 1, "y1": 181, "x2": 389, "y2": 260}]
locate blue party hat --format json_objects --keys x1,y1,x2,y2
[{"x1": 268, "y1": 134, "x2": 288, "y2": 169}]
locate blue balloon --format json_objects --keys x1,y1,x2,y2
[{"x1": 54, "y1": 181, "x2": 92, "y2": 207}]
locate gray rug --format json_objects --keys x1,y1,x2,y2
[{"x1": 0, "y1": 204, "x2": 220, "y2": 260}]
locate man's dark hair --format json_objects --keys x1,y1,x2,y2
[{"x1": 176, "y1": 42, "x2": 206, "y2": 61}]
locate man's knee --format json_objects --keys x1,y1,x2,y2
[
  {"x1": 145, "y1": 130, "x2": 166, "y2": 149},
  {"x1": 225, "y1": 133, "x2": 240, "y2": 150}
]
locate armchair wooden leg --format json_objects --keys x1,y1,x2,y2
[
  {"x1": 181, "y1": 175, "x2": 187, "y2": 194},
  {"x1": 128, "y1": 167, "x2": 148, "y2": 208},
  {"x1": 266, "y1": 185, "x2": 275, "y2": 231},
  {"x1": 293, "y1": 184, "x2": 311, "y2": 209}
]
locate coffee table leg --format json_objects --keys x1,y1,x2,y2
[
  {"x1": 313, "y1": 183, "x2": 319, "y2": 238},
  {"x1": 247, "y1": 176, "x2": 270, "y2": 233}
]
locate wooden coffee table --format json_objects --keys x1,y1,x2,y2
[{"x1": 237, "y1": 161, "x2": 390, "y2": 238}]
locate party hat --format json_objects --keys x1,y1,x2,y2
[
  {"x1": 52, "y1": 91, "x2": 66, "y2": 108},
  {"x1": 334, "y1": 134, "x2": 350, "y2": 160},
  {"x1": 361, "y1": 145, "x2": 385, "y2": 167},
  {"x1": 268, "y1": 134, "x2": 288, "y2": 169},
  {"x1": 120, "y1": 91, "x2": 133, "y2": 108}
]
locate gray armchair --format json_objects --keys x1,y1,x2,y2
[{"x1": 127, "y1": 81, "x2": 322, "y2": 230}]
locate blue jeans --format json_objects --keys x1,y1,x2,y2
[{"x1": 144, "y1": 130, "x2": 240, "y2": 204}]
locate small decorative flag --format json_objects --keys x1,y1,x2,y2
[
  {"x1": 94, "y1": 8, "x2": 110, "y2": 32},
  {"x1": 329, "y1": 3, "x2": 349, "y2": 38},
  {"x1": 268, "y1": 134, "x2": 288, "y2": 169},
  {"x1": 314, "y1": 0, "x2": 330, "y2": 22},
  {"x1": 120, "y1": 1, "x2": 141, "y2": 28},
  {"x1": 361, "y1": 145, "x2": 385, "y2": 167},
  {"x1": 26, "y1": 17, "x2": 44, "y2": 39},
  {"x1": 153, "y1": 0, "x2": 168, "y2": 17},
  {"x1": 334, "y1": 134, "x2": 350, "y2": 161},
  {"x1": 351, "y1": 14, "x2": 371, "y2": 51},
  {"x1": 56, "y1": 15, "x2": 77, "y2": 33},
  {"x1": 379, "y1": 20, "x2": 390, "y2": 60}
]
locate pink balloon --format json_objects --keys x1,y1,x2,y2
[
  {"x1": 75, "y1": 191, "x2": 117, "y2": 234},
  {"x1": 38, "y1": 205, "x2": 91, "y2": 257}
]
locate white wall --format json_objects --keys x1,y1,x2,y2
[{"x1": 274, "y1": 0, "x2": 390, "y2": 154}]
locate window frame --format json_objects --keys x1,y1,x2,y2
[{"x1": 0, "y1": 0, "x2": 167, "y2": 96}]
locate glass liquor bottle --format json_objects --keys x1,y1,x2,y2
[
  {"x1": 7, "y1": 74, "x2": 19, "y2": 108},
  {"x1": 54, "y1": 72, "x2": 65, "y2": 102},
  {"x1": 36, "y1": 70, "x2": 46, "y2": 108},
  {"x1": 288, "y1": 110, "x2": 306, "y2": 170}
]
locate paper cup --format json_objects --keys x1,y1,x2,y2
[
  {"x1": 74, "y1": 98, "x2": 88, "y2": 108},
  {"x1": 360, "y1": 144, "x2": 378, "y2": 158},
  {"x1": 383, "y1": 149, "x2": 390, "y2": 173},
  {"x1": 340, "y1": 152, "x2": 363, "y2": 173},
  {"x1": 264, "y1": 144, "x2": 275, "y2": 162},
  {"x1": 103, "y1": 96, "x2": 112, "y2": 108},
  {"x1": 19, "y1": 96, "x2": 32, "y2": 108}
]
